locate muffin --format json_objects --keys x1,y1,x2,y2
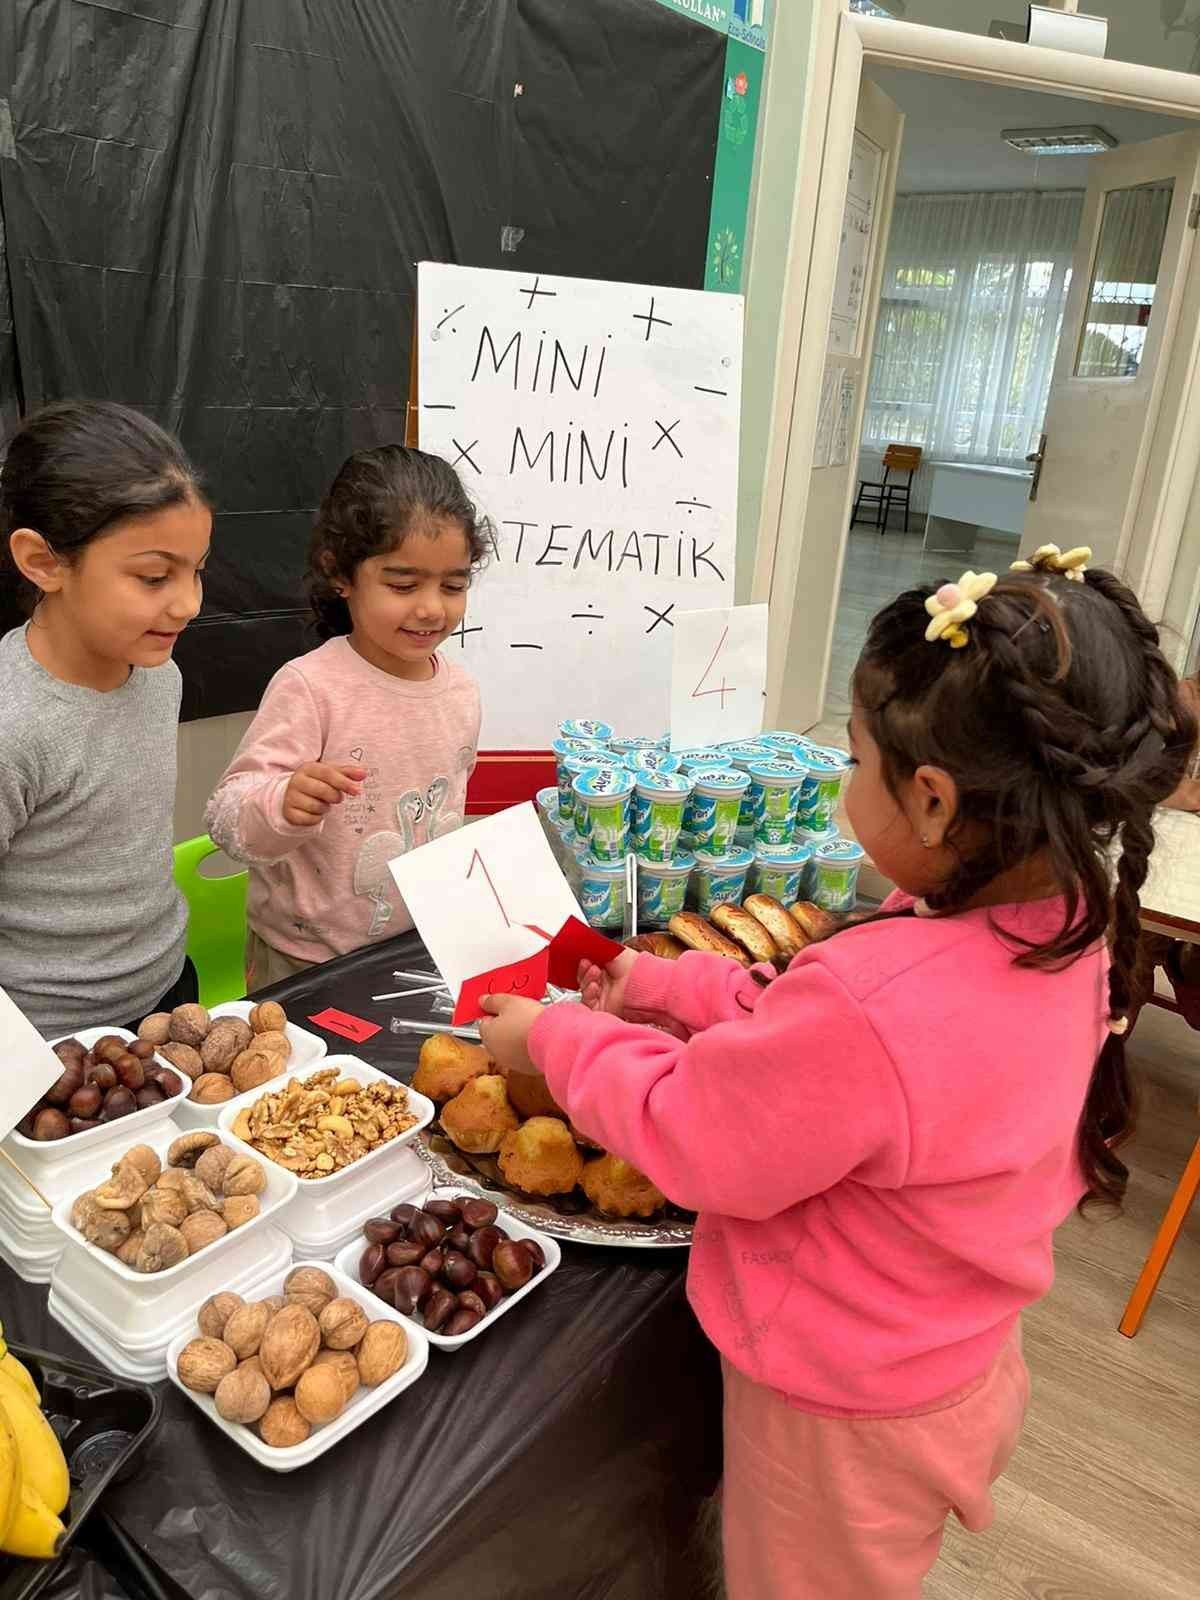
[
  {"x1": 498, "y1": 1116, "x2": 585, "y2": 1196},
  {"x1": 581, "y1": 1154, "x2": 667, "y2": 1218},
  {"x1": 441, "y1": 1074, "x2": 519, "y2": 1154}
]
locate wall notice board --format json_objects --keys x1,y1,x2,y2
[{"x1": 418, "y1": 263, "x2": 743, "y2": 751}]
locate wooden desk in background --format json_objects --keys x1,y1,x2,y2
[{"x1": 1141, "y1": 807, "x2": 1200, "y2": 943}]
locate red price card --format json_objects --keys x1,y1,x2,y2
[
  {"x1": 545, "y1": 916, "x2": 625, "y2": 989},
  {"x1": 308, "y1": 1007, "x2": 382, "y2": 1044},
  {"x1": 454, "y1": 948, "x2": 551, "y2": 1025}
]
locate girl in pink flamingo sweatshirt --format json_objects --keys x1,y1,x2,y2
[{"x1": 481, "y1": 551, "x2": 1195, "y2": 1599}]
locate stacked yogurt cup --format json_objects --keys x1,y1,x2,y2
[{"x1": 550, "y1": 722, "x2": 867, "y2": 927}]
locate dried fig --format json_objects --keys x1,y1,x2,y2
[
  {"x1": 70, "y1": 1190, "x2": 100, "y2": 1231},
  {"x1": 318, "y1": 1297, "x2": 369, "y2": 1350},
  {"x1": 221, "y1": 1156, "x2": 267, "y2": 1197},
  {"x1": 136, "y1": 1222, "x2": 189, "y2": 1272},
  {"x1": 222, "y1": 1300, "x2": 272, "y2": 1359},
  {"x1": 284, "y1": 1265, "x2": 337, "y2": 1316},
  {"x1": 215, "y1": 1365, "x2": 271, "y2": 1425},
  {"x1": 139, "y1": 1187, "x2": 188, "y2": 1229},
  {"x1": 155, "y1": 1168, "x2": 193, "y2": 1195},
  {"x1": 198, "y1": 1291, "x2": 244, "y2": 1340},
  {"x1": 249, "y1": 1001, "x2": 287, "y2": 1035},
  {"x1": 160, "y1": 1042, "x2": 204, "y2": 1079},
  {"x1": 93, "y1": 1160, "x2": 149, "y2": 1211},
  {"x1": 137, "y1": 1012, "x2": 173, "y2": 1046},
  {"x1": 294, "y1": 1363, "x2": 347, "y2": 1426},
  {"x1": 81, "y1": 1205, "x2": 132, "y2": 1253},
  {"x1": 177, "y1": 1337, "x2": 236, "y2": 1393},
  {"x1": 168, "y1": 1002, "x2": 210, "y2": 1046},
  {"x1": 174, "y1": 1173, "x2": 221, "y2": 1214},
  {"x1": 168, "y1": 1131, "x2": 219, "y2": 1168},
  {"x1": 180, "y1": 1210, "x2": 227, "y2": 1253},
  {"x1": 260, "y1": 1304, "x2": 320, "y2": 1390},
  {"x1": 258, "y1": 1396, "x2": 310, "y2": 1449},
  {"x1": 230, "y1": 1050, "x2": 281, "y2": 1095},
  {"x1": 189, "y1": 1072, "x2": 234, "y2": 1105},
  {"x1": 222, "y1": 1194, "x2": 260, "y2": 1229},
  {"x1": 356, "y1": 1321, "x2": 408, "y2": 1386},
  {"x1": 312, "y1": 1348, "x2": 360, "y2": 1404},
  {"x1": 115, "y1": 1228, "x2": 145, "y2": 1267},
  {"x1": 194, "y1": 1144, "x2": 234, "y2": 1192}
]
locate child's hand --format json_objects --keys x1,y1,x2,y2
[
  {"x1": 578, "y1": 949, "x2": 638, "y2": 1016},
  {"x1": 282, "y1": 762, "x2": 367, "y2": 827},
  {"x1": 478, "y1": 994, "x2": 544, "y2": 1074}
]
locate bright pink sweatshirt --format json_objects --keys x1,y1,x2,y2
[
  {"x1": 205, "y1": 637, "x2": 480, "y2": 964},
  {"x1": 529, "y1": 896, "x2": 1108, "y2": 1414}
]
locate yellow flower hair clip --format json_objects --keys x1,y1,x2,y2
[
  {"x1": 924, "y1": 571, "x2": 998, "y2": 649},
  {"x1": 1010, "y1": 543, "x2": 1091, "y2": 582}
]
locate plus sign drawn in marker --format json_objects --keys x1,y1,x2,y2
[
  {"x1": 633, "y1": 296, "x2": 673, "y2": 342},
  {"x1": 449, "y1": 621, "x2": 483, "y2": 648}
]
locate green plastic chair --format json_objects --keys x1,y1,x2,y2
[{"x1": 173, "y1": 834, "x2": 249, "y2": 1007}]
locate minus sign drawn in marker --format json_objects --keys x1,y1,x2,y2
[
  {"x1": 694, "y1": 386, "x2": 728, "y2": 397},
  {"x1": 510, "y1": 643, "x2": 544, "y2": 651},
  {"x1": 423, "y1": 403, "x2": 456, "y2": 410},
  {"x1": 675, "y1": 499, "x2": 712, "y2": 509},
  {"x1": 571, "y1": 612, "x2": 605, "y2": 620}
]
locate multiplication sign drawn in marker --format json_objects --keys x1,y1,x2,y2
[{"x1": 692, "y1": 626, "x2": 735, "y2": 709}]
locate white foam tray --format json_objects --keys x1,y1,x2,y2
[
  {"x1": 334, "y1": 1187, "x2": 560, "y2": 1353},
  {"x1": 167, "y1": 1261, "x2": 430, "y2": 1472},
  {"x1": 48, "y1": 1287, "x2": 169, "y2": 1383},
  {"x1": 217, "y1": 1056, "x2": 435, "y2": 1199},
  {"x1": 5, "y1": 1027, "x2": 192, "y2": 1166},
  {"x1": 281, "y1": 1147, "x2": 430, "y2": 1262},
  {"x1": 49, "y1": 1125, "x2": 299, "y2": 1288},
  {"x1": 0, "y1": 1117, "x2": 184, "y2": 1211},
  {"x1": 172, "y1": 1004, "x2": 328, "y2": 1130},
  {"x1": 0, "y1": 1222, "x2": 62, "y2": 1284}
]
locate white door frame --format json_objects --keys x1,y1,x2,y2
[{"x1": 753, "y1": 3, "x2": 1200, "y2": 723}]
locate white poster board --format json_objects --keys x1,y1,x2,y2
[
  {"x1": 669, "y1": 604, "x2": 768, "y2": 751},
  {"x1": 0, "y1": 987, "x2": 65, "y2": 1139},
  {"x1": 828, "y1": 131, "x2": 882, "y2": 356},
  {"x1": 418, "y1": 263, "x2": 742, "y2": 748}
]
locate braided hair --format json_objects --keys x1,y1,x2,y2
[{"x1": 844, "y1": 566, "x2": 1195, "y2": 1209}]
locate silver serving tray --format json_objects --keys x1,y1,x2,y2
[{"x1": 412, "y1": 1134, "x2": 693, "y2": 1249}]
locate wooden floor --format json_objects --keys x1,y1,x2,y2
[{"x1": 926, "y1": 1003, "x2": 1200, "y2": 1599}]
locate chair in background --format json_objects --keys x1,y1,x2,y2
[
  {"x1": 850, "y1": 444, "x2": 923, "y2": 533},
  {"x1": 173, "y1": 834, "x2": 249, "y2": 1007}
]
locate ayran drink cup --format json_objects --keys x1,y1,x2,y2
[
  {"x1": 630, "y1": 749, "x2": 683, "y2": 778},
  {"x1": 559, "y1": 718, "x2": 614, "y2": 743},
  {"x1": 721, "y1": 742, "x2": 777, "y2": 830},
  {"x1": 813, "y1": 837, "x2": 866, "y2": 912},
  {"x1": 691, "y1": 846, "x2": 755, "y2": 915},
  {"x1": 579, "y1": 854, "x2": 628, "y2": 929},
  {"x1": 675, "y1": 749, "x2": 733, "y2": 775},
  {"x1": 610, "y1": 734, "x2": 667, "y2": 757},
  {"x1": 752, "y1": 842, "x2": 815, "y2": 904},
  {"x1": 684, "y1": 767, "x2": 751, "y2": 857},
  {"x1": 572, "y1": 765, "x2": 635, "y2": 861},
  {"x1": 747, "y1": 759, "x2": 808, "y2": 848},
  {"x1": 759, "y1": 731, "x2": 814, "y2": 759},
  {"x1": 796, "y1": 748, "x2": 851, "y2": 834},
  {"x1": 553, "y1": 739, "x2": 605, "y2": 817},
  {"x1": 635, "y1": 850, "x2": 697, "y2": 928},
  {"x1": 631, "y1": 769, "x2": 694, "y2": 862}
]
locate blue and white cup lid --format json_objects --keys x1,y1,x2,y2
[
  {"x1": 573, "y1": 764, "x2": 635, "y2": 799},
  {"x1": 691, "y1": 767, "x2": 751, "y2": 793},
  {"x1": 560, "y1": 718, "x2": 614, "y2": 742},
  {"x1": 815, "y1": 837, "x2": 865, "y2": 863},
  {"x1": 694, "y1": 845, "x2": 755, "y2": 871}
]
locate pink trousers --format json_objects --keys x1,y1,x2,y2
[{"x1": 721, "y1": 1332, "x2": 1030, "y2": 1599}]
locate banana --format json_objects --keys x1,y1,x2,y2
[
  {"x1": 0, "y1": 1398, "x2": 20, "y2": 1549},
  {"x1": 0, "y1": 1348, "x2": 40, "y2": 1405},
  {"x1": 0, "y1": 1370, "x2": 70, "y2": 1515},
  {"x1": 1, "y1": 1482, "x2": 65, "y2": 1560}
]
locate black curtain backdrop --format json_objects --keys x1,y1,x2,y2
[{"x1": 0, "y1": 0, "x2": 723, "y2": 718}]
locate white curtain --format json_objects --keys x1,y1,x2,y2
[{"x1": 860, "y1": 189, "x2": 1083, "y2": 513}]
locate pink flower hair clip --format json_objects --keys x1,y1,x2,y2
[{"x1": 923, "y1": 571, "x2": 998, "y2": 649}]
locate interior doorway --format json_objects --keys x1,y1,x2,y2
[{"x1": 824, "y1": 69, "x2": 1194, "y2": 723}]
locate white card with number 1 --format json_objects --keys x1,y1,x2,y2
[
  {"x1": 669, "y1": 603, "x2": 768, "y2": 751},
  {"x1": 387, "y1": 804, "x2": 586, "y2": 997}
]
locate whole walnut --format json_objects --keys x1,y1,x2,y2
[
  {"x1": 177, "y1": 1337, "x2": 236, "y2": 1393},
  {"x1": 356, "y1": 1321, "x2": 408, "y2": 1386},
  {"x1": 249, "y1": 1001, "x2": 287, "y2": 1035},
  {"x1": 294, "y1": 1364, "x2": 347, "y2": 1426},
  {"x1": 200, "y1": 1019, "x2": 252, "y2": 1074},
  {"x1": 222, "y1": 1300, "x2": 272, "y2": 1359},
  {"x1": 259, "y1": 1296, "x2": 286, "y2": 1315},
  {"x1": 195, "y1": 1144, "x2": 234, "y2": 1192},
  {"x1": 214, "y1": 1365, "x2": 271, "y2": 1425},
  {"x1": 259, "y1": 1304, "x2": 320, "y2": 1390},
  {"x1": 139, "y1": 1187, "x2": 188, "y2": 1230},
  {"x1": 311, "y1": 1349, "x2": 360, "y2": 1405},
  {"x1": 160, "y1": 1042, "x2": 205, "y2": 1079},
  {"x1": 137, "y1": 1222, "x2": 189, "y2": 1272},
  {"x1": 250, "y1": 1030, "x2": 291, "y2": 1060},
  {"x1": 221, "y1": 1156, "x2": 267, "y2": 1198},
  {"x1": 198, "y1": 1291, "x2": 244, "y2": 1340},
  {"x1": 180, "y1": 1210, "x2": 227, "y2": 1253},
  {"x1": 237, "y1": 1354, "x2": 265, "y2": 1380},
  {"x1": 284, "y1": 1266, "x2": 337, "y2": 1317},
  {"x1": 230, "y1": 1050, "x2": 281, "y2": 1096},
  {"x1": 190, "y1": 1072, "x2": 235, "y2": 1105},
  {"x1": 258, "y1": 1396, "x2": 310, "y2": 1449},
  {"x1": 137, "y1": 1012, "x2": 173, "y2": 1046},
  {"x1": 169, "y1": 1002, "x2": 210, "y2": 1046},
  {"x1": 223, "y1": 1194, "x2": 260, "y2": 1230},
  {"x1": 318, "y1": 1298, "x2": 369, "y2": 1351}
]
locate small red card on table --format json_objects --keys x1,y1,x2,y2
[{"x1": 308, "y1": 1007, "x2": 382, "y2": 1044}]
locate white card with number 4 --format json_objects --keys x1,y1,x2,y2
[
  {"x1": 387, "y1": 804, "x2": 586, "y2": 998},
  {"x1": 669, "y1": 603, "x2": 768, "y2": 752}
]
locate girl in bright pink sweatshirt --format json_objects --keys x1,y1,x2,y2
[
  {"x1": 206, "y1": 447, "x2": 483, "y2": 987},
  {"x1": 481, "y1": 551, "x2": 1195, "y2": 1599}
]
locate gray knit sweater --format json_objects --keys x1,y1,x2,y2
[{"x1": 0, "y1": 626, "x2": 188, "y2": 1036}]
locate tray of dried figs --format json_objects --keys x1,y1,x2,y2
[{"x1": 410, "y1": 1036, "x2": 693, "y2": 1248}]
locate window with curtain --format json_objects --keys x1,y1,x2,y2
[{"x1": 861, "y1": 189, "x2": 1083, "y2": 498}]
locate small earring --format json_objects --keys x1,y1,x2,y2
[{"x1": 921, "y1": 834, "x2": 932, "y2": 848}]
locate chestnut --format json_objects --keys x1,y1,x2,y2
[
  {"x1": 423, "y1": 1287, "x2": 457, "y2": 1332},
  {"x1": 88, "y1": 1061, "x2": 117, "y2": 1092},
  {"x1": 460, "y1": 1198, "x2": 499, "y2": 1230},
  {"x1": 44, "y1": 1062, "x2": 84, "y2": 1107},
  {"x1": 93, "y1": 1036, "x2": 127, "y2": 1065},
  {"x1": 373, "y1": 1267, "x2": 406, "y2": 1307},
  {"x1": 128, "y1": 1038, "x2": 157, "y2": 1061},
  {"x1": 444, "y1": 1306, "x2": 483, "y2": 1337},
  {"x1": 100, "y1": 1086, "x2": 136, "y2": 1120},
  {"x1": 363, "y1": 1216, "x2": 401, "y2": 1246},
  {"x1": 135, "y1": 1083, "x2": 166, "y2": 1110},
  {"x1": 492, "y1": 1239, "x2": 534, "y2": 1291},
  {"x1": 67, "y1": 1082, "x2": 103, "y2": 1119},
  {"x1": 455, "y1": 1290, "x2": 487, "y2": 1320},
  {"x1": 474, "y1": 1272, "x2": 504, "y2": 1311},
  {"x1": 389, "y1": 1202, "x2": 421, "y2": 1229},
  {"x1": 409, "y1": 1211, "x2": 445, "y2": 1249},
  {"x1": 385, "y1": 1240, "x2": 426, "y2": 1269},
  {"x1": 359, "y1": 1242, "x2": 386, "y2": 1286},
  {"x1": 115, "y1": 1054, "x2": 145, "y2": 1091},
  {"x1": 419, "y1": 1247, "x2": 446, "y2": 1278},
  {"x1": 445, "y1": 1224, "x2": 472, "y2": 1254},
  {"x1": 155, "y1": 1068, "x2": 183, "y2": 1098},
  {"x1": 16, "y1": 1113, "x2": 37, "y2": 1139},
  {"x1": 393, "y1": 1266, "x2": 434, "y2": 1313},
  {"x1": 69, "y1": 1117, "x2": 101, "y2": 1135},
  {"x1": 441, "y1": 1251, "x2": 477, "y2": 1291},
  {"x1": 52, "y1": 1039, "x2": 86, "y2": 1067},
  {"x1": 466, "y1": 1225, "x2": 502, "y2": 1270},
  {"x1": 32, "y1": 1108, "x2": 69, "y2": 1141},
  {"x1": 424, "y1": 1198, "x2": 461, "y2": 1224},
  {"x1": 519, "y1": 1238, "x2": 546, "y2": 1272}
]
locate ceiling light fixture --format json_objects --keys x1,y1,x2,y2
[{"x1": 1001, "y1": 124, "x2": 1118, "y2": 156}]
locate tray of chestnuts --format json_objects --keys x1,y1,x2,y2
[
  {"x1": 10, "y1": 1026, "x2": 189, "y2": 1151},
  {"x1": 334, "y1": 1188, "x2": 560, "y2": 1351}
]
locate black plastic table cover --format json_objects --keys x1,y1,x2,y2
[{"x1": 0, "y1": 933, "x2": 722, "y2": 1600}]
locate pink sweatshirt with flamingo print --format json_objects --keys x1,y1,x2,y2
[
  {"x1": 206, "y1": 637, "x2": 479, "y2": 964},
  {"x1": 528, "y1": 896, "x2": 1108, "y2": 1414}
]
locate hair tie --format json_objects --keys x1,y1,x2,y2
[
  {"x1": 1010, "y1": 544, "x2": 1091, "y2": 582},
  {"x1": 924, "y1": 571, "x2": 998, "y2": 649},
  {"x1": 1107, "y1": 1014, "x2": 1129, "y2": 1037}
]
